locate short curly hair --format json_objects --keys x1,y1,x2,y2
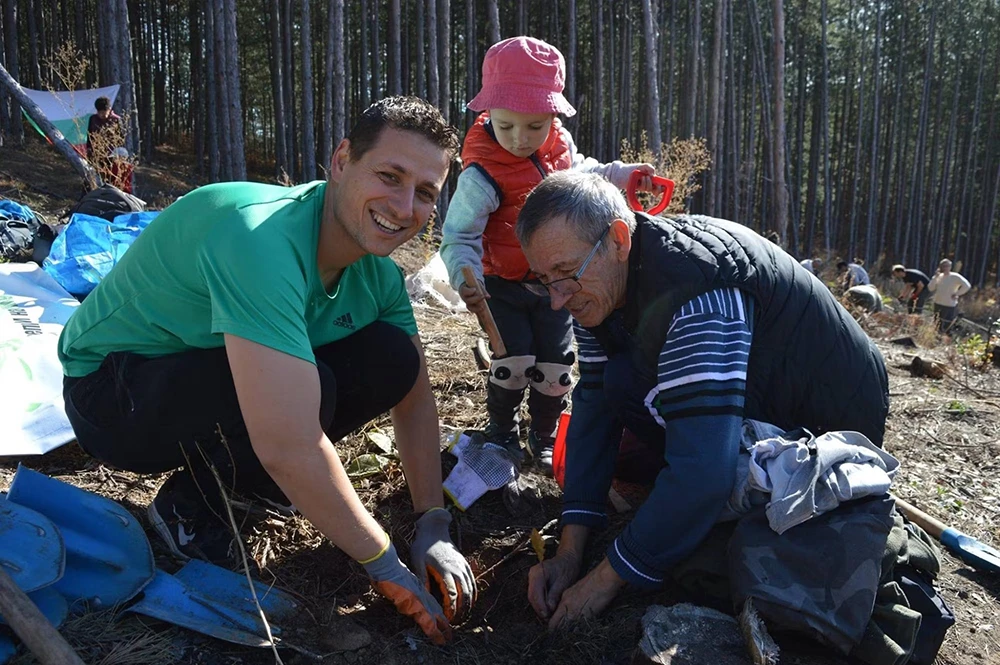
[{"x1": 346, "y1": 96, "x2": 460, "y2": 163}]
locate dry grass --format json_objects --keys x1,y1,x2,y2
[{"x1": 620, "y1": 133, "x2": 712, "y2": 214}]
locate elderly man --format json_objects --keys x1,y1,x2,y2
[
  {"x1": 928, "y1": 259, "x2": 971, "y2": 331},
  {"x1": 59, "y1": 97, "x2": 474, "y2": 644},
  {"x1": 517, "y1": 171, "x2": 889, "y2": 628}
]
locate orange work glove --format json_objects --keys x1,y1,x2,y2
[
  {"x1": 360, "y1": 539, "x2": 452, "y2": 645},
  {"x1": 410, "y1": 507, "x2": 477, "y2": 622}
]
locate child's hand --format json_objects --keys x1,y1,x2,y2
[
  {"x1": 459, "y1": 282, "x2": 490, "y2": 316},
  {"x1": 631, "y1": 163, "x2": 660, "y2": 193}
]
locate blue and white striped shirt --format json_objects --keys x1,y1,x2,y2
[{"x1": 561, "y1": 287, "x2": 755, "y2": 587}]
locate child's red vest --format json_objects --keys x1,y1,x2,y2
[{"x1": 461, "y1": 112, "x2": 572, "y2": 281}]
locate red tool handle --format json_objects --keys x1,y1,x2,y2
[{"x1": 626, "y1": 170, "x2": 675, "y2": 215}]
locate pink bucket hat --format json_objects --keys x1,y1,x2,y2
[{"x1": 467, "y1": 36, "x2": 577, "y2": 117}]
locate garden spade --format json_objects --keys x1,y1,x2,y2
[
  {"x1": 129, "y1": 560, "x2": 300, "y2": 647},
  {"x1": 7, "y1": 466, "x2": 300, "y2": 647},
  {"x1": 0, "y1": 497, "x2": 64, "y2": 593},
  {"x1": 894, "y1": 496, "x2": 1000, "y2": 575},
  {"x1": 6, "y1": 465, "x2": 155, "y2": 608}
]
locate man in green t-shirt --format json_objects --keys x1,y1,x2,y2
[{"x1": 60, "y1": 97, "x2": 474, "y2": 645}]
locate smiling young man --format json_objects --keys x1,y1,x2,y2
[
  {"x1": 516, "y1": 171, "x2": 889, "y2": 631},
  {"x1": 58, "y1": 97, "x2": 475, "y2": 644}
]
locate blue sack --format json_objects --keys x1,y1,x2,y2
[{"x1": 42, "y1": 211, "x2": 159, "y2": 298}]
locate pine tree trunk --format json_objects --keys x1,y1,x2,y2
[
  {"x1": 706, "y1": 0, "x2": 724, "y2": 214},
  {"x1": 641, "y1": 0, "x2": 662, "y2": 155},
  {"x1": 772, "y1": 0, "x2": 789, "y2": 244},
  {"x1": 389, "y1": 0, "x2": 401, "y2": 95},
  {"x1": 685, "y1": 0, "x2": 700, "y2": 138},
  {"x1": 25, "y1": 0, "x2": 41, "y2": 87},
  {"x1": 301, "y1": 0, "x2": 316, "y2": 181},
  {"x1": 190, "y1": 0, "x2": 204, "y2": 175},
  {"x1": 324, "y1": 0, "x2": 345, "y2": 168},
  {"x1": 847, "y1": 17, "x2": 867, "y2": 261},
  {"x1": 565, "y1": 0, "x2": 576, "y2": 133},
  {"x1": 371, "y1": 4, "x2": 380, "y2": 104},
  {"x1": 438, "y1": 0, "x2": 450, "y2": 123},
  {"x1": 820, "y1": 0, "x2": 831, "y2": 256},
  {"x1": 2, "y1": 0, "x2": 21, "y2": 144},
  {"x1": 465, "y1": 0, "x2": 475, "y2": 125},
  {"x1": 592, "y1": 0, "x2": 605, "y2": 160},
  {"x1": 664, "y1": 0, "x2": 675, "y2": 143},
  {"x1": 270, "y1": 0, "x2": 287, "y2": 176},
  {"x1": 426, "y1": 0, "x2": 439, "y2": 107},
  {"x1": 204, "y1": 0, "x2": 219, "y2": 181},
  {"x1": 487, "y1": 0, "x2": 500, "y2": 44},
  {"x1": 282, "y1": 0, "x2": 296, "y2": 180},
  {"x1": 415, "y1": 0, "x2": 425, "y2": 98},
  {"x1": 955, "y1": 51, "x2": 984, "y2": 263},
  {"x1": 213, "y1": 0, "x2": 232, "y2": 180},
  {"x1": 223, "y1": 0, "x2": 245, "y2": 179},
  {"x1": 863, "y1": 2, "x2": 883, "y2": 265},
  {"x1": 903, "y1": 8, "x2": 935, "y2": 263}
]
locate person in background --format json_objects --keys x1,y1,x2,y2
[
  {"x1": 58, "y1": 97, "x2": 475, "y2": 644},
  {"x1": 837, "y1": 260, "x2": 870, "y2": 291},
  {"x1": 86, "y1": 96, "x2": 121, "y2": 160},
  {"x1": 928, "y1": 259, "x2": 971, "y2": 332},
  {"x1": 440, "y1": 36, "x2": 659, "y2": 472},
  {"x1": 800, "y1": 257, "x2": 822, "y2": 276},
  {"x1": 892, "y1": 264, "x2": 931, "y2": 314}
]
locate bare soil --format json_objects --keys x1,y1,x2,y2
[{"x1": 1, "y1": 139, "x2": 997, "y2": 665}]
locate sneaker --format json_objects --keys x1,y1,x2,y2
[
  {"x1": 483, "y1": 422, "x2": 523, "y2": 459},
  {"x1": 147, "y1": 471, "x2": 238, "y2": 566},
  {"x1": 528, "y1": 431, "x2": 554, "y2": 474}
]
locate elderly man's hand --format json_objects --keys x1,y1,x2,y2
[
  {"x1": 527, "y1": 551, "x2": 581, "y2": 621},
  {"x1": 546, "y1": 558, "x2": 626, "y2": 630}
]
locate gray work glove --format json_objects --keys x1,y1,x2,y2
[
  {"x1": 362, "y1": 541, "x2": 452, "y2": 645},
  {"x1": 411, "y1": 507, "x2": 477, "y2": 621}
]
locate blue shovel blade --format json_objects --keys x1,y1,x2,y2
[
  {"x1": 7, "y1": 465, "x2": 155, "y2": 608},
  {"x1": 0, "y1": 586, "x2": 69, "y2": 630},
  {"x1": 0, "y1": 498, "x2": 64, "y2": 593},
  {"x1": 942, "y1": 528, "x2": 1000, "y2": 574},
  {"x1": 0, "y1": 634, "x2": 15, "y2": 665},
  {"x1": 130, "y1": 564, "x2": 298, "y2": 648}
]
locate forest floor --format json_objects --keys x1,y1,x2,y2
[{"x1": 0, "y1": 139, "x2": 998, "y2": 665}]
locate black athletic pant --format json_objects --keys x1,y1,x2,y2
[{"x1": 63, "y1": 321, "x2": 419, "y2": 507}]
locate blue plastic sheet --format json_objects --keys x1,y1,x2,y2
[
  {"x1": 0, "y1": 199, "x2": 36, "y2": 223},
  {"x1": 42, "y1": 211, "x2": 159, "y2": 298}
]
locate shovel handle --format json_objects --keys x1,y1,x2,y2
[
  {"x1": 0, "y1": 567, "x2": 85, "y2": 665},
  {"x1": 461, "y1": 266, "x2": 507, "y2": 358},
  {"x1": 893, "y1": 496, "x2": 946, "y2": 539},
  {"x1": 626, "y1": 170, "x2": 676, "y2": 215}
]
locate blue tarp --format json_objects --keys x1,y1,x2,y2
[{"x1": 42, "y1": 211, "x2": 159, "y2": 298}]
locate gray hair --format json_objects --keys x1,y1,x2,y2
[
  {"x1": 938, "y1": 258, "x2": 952, "y2": 268},
  {"x1": 516, "y1": 171, "x2": 636, "y2": 248}
]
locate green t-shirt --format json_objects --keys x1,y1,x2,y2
[{"x1": 59, "y1": 180, "x2": 418, "y2": 377}]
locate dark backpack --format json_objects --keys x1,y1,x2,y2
[{"x1": 65, "y1": 184, "x2": 145, "y2": 223}]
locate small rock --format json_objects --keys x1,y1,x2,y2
[
  {"x1": 321, "y1": 617, "x2": 371, "y2": 652},
  {"x1": 633, "y1": 603, "x2": 752, "y2": 665}
]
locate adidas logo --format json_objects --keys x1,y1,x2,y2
[{"x1": 332, "y1": 312, "x2": 356, "y2": 330}]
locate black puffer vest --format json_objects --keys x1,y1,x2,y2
[{"x1": 587, "y1": 213, "x2": 889, "y2": 446}]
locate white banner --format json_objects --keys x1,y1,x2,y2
[{"x1": 0, "y1": 263, "x2": 79, "y2": 455}]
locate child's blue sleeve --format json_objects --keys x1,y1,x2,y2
[{"x1": 440, "y1": 167, "x2": 501, "y2": 291}]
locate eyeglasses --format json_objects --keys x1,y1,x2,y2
[{"x1": 523, "y1": 226, "x2": 611, "y2": 298}]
